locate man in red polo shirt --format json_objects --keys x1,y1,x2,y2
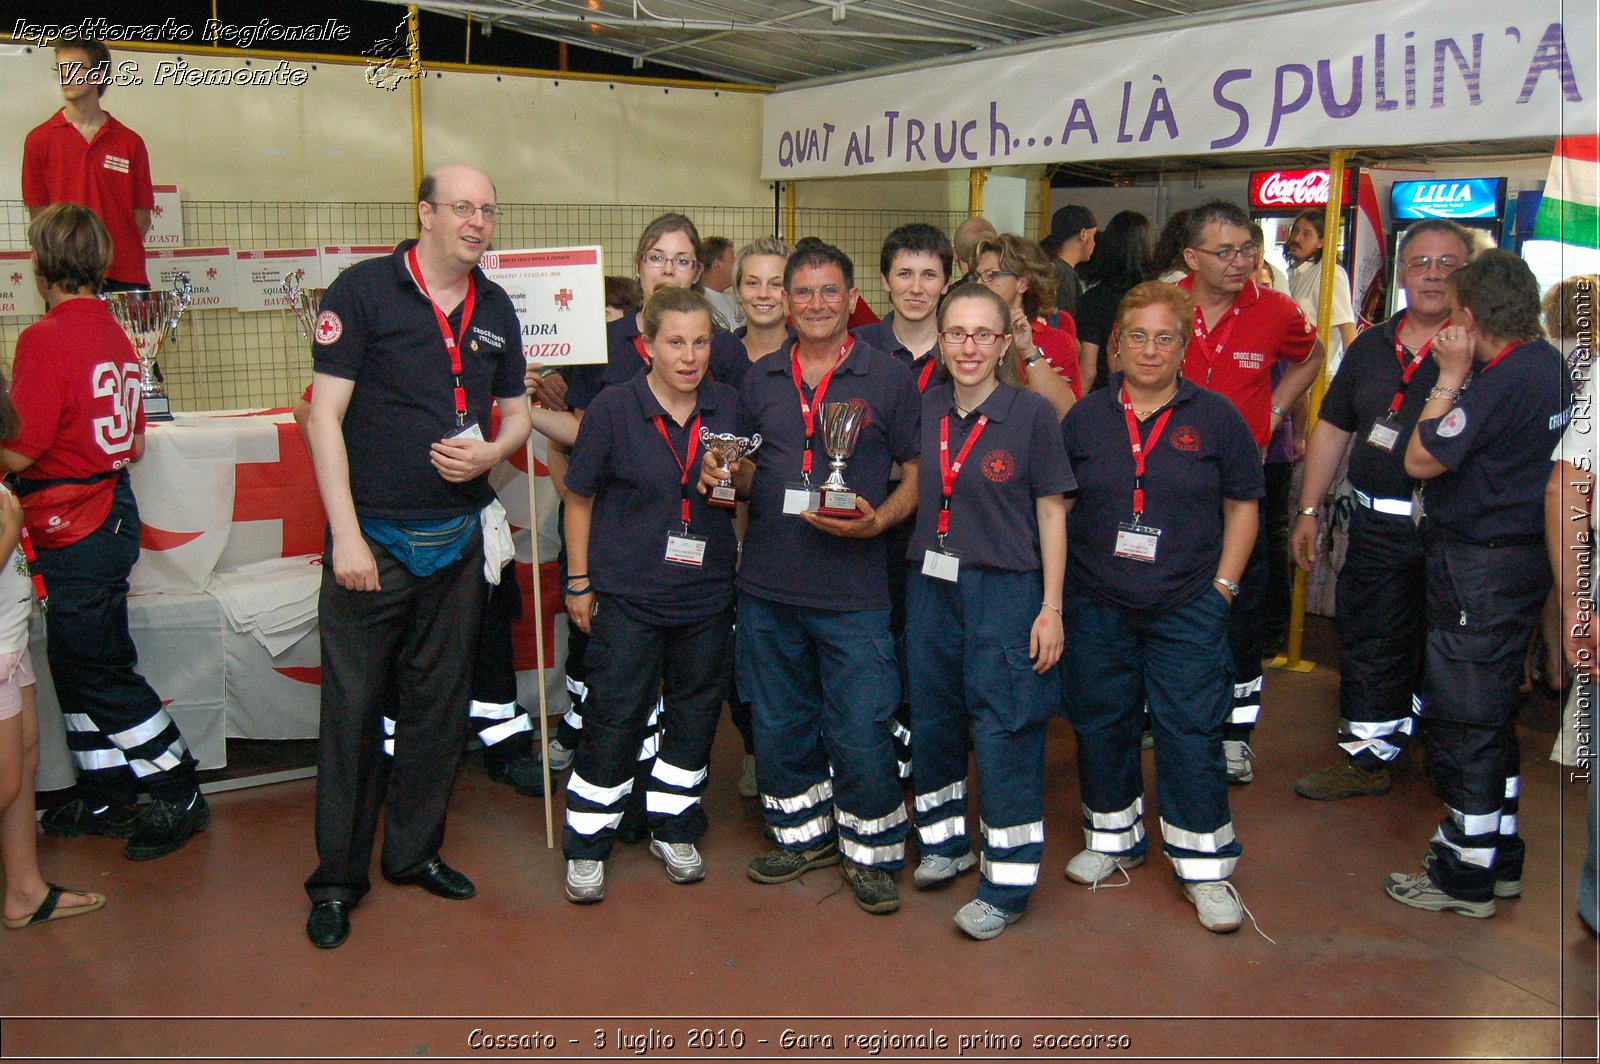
[
  {"x1": 22, "y1": 40, "x2": 153, "y2": 291},
  {"x1": 1178, "y1": 200, "x2": 1322, "y2": 785}
]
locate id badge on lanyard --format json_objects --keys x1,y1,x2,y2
[
  {"x1": 1366, "y1": 416, "x2": 1401, "y2": 452},
  {"x1": 1369, "y1": 317, "x2": 1436, "y2": 453},
  {"x1": 1114, "y1": 522, "x2": 1162, "y2": 562},
  {"x1": 788, "y1": 340, "x2": 850, "y2": 514},
  {"x1": 664, "y1": 531, "x2": 707, "y2": 567},
  {"x1": 407, "y1": 245, "x2": 476, "y2": 434},
  {"x1": 922, "y1": 547, "x2": 961, "y2": 582},
  {"x1": 654, "y1": 413, "x2": 704, "y2": 565},
  {"x1": 1117, "y1": 386, "x2": 1171, "y2": 564},
  {"x1": 925, "y1": 412, "x2": 989, "y2": 583}
]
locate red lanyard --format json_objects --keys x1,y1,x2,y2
[
  {"x1": 1189, "y1": 303, "x2": 1240, "y2": 386},
  {"x1": 633, "y1": 335, "x2": 651, "y2": 366},
  {"x1": 1120, "y1": 384, "x2": 1174, "y2": 520},
  {"x1": 791, "y1": 338, "x2": 853, "y2": 482},
  {"x1": 917, "y1": 357, "x2": 937, "y2": 393},
  {"x1": 1387, "y1": 313, "x2": 1442, "y2": 417},
  {"x1": 937, "y1": 412, "x2": 989, "y2": 539},
  {"x1": 651, "y1": 413, "x2": 702, "y2": 529},
  {"x1": 1479, "y1": 342, "x2": 1517, "y2": 374},
  {"x1": 17, "y1": 524, "x2": 47, "y2": 612},
  {"x1": 406, "y1": 246, "x2": 476, "y2": 425}
]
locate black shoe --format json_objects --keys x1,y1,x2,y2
[
  {"x1": 306, "y1": 901, "x2": 350, "y2": 948},
  {"x1": 125, "y1": 793, "x2": 209, "y2": 861},
  {"x1": 388, "y1": 857, "x2": 475, "y2": 900},
  {"x1": 485, "y1": 753, "x2": 550, "y2": 797},
  {"x1": 40, "y1": 797, "x2": 140, "y2": 839}
]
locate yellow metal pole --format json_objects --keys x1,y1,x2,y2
[
  {"x1": 1038, "y1": 166, "x2": 1055, "y2": 239},
  {"x1": 407, "y1": 6, "x2": 424, "y2": 194},
  {"x1": 968, "y1": 169, "x2": 988, "y2": 216},
  {"x1": 1279, "y1": 147, "x2": 1353, "y2": 673},
  {"x1": 784, "y1": 181, "x2": 797, "y2": 244}
]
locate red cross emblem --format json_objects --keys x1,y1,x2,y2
[
  {"x1": 206, "y1": 268, "x2": 217, "y2": 280},
  {"x1": 9, "y1": 273, "x2": 20, "y2": 285},
  {"x1": 554, "y1": 288, "x2": 574, "y2": 310},
  {"x1": 153, "y1": 205, "x2": 164, "y2": 216},
  {"x1": 234, "y1": 423, "x2": 327, "y2": 557},
  {"x1": 314, "y1": 310, "x2": 343, "y2": 345}
]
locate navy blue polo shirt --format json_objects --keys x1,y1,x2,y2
[
  {"x1": 566, "y1": 312, "x2": 749, "y2": 411},
  {"x1": 852, "y1": 312, "x2": 940, "y2": 393},
  {"x1": 1319, "y1": 311, "x2": 1441, "y2": 501},
  {"x1": 1061, "y1": 374, "x2": 1264, "y2": 614},
  {"x1": 735, "y1": 323, "x2": 795, "y2": 363},
  {"x1": 737, "y1": 336, "x2": 922, "y2": 611},
  {"x1": 1416, "y1": 339, "x2": 1572, "y2": 543},
  {"x1": 564, "y1": 372, "x2": 740, "y2": 625},
  {"x1": 312, "y1": 240, "x2": 525, "y2": 520},
  {"x1": 907, "y1": 381, "x2": 1074, "y2": 572}
]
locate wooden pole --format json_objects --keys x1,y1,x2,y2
[
  {"x1": 407, "y1": 6, "x2": 424, "y2": 193},
  {"x1": 525, "y1": 418, "x2": 556, "y2": 846}
]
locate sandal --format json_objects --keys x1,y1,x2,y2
[{"x1": 3, "y1": 884, "x2": 107, "y2": 930}]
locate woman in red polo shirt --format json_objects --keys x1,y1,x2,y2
[{"x1": 974, "y1": 234, "x2": 1082, "y2": 399}]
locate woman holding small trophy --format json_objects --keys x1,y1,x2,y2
[
  {"x1": 903, "y1": 283, "x2": 1073, "y2": 940},
  {"x1": 557, "y1": 287, "x2": 741, "y2": 904}
]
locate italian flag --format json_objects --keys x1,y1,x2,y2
[{"x1": 1534, "y1": 135, "x2": 1600, "y2": 249}]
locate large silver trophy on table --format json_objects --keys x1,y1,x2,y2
[
  {"x1": 282, "y1": 271, "x2": 327, "y2": 393},
  {"x1": 699, "y1": 429, "x2": 762, "y2": 508},
  {"x1": 103, "y1": 274, "x2": 192, "y2": 422},
  {"x1": 816, "y1": 398, "x2": 868, "y2": 518}
]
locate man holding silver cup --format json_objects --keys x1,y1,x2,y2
[{"x1": 701, "y1": 241, "x2": 921, "y2": 914}]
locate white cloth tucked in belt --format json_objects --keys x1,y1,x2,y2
[
  {"x1": 481, "y1": 499, "x2": 514, "y2": 583},
  {"x1": 1353, "y1": 489, "x2": 1413, "y2": 517}
]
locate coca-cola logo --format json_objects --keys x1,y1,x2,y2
[{"x1": 1255, "y1": 170, "x2": 1330, "y2": 207}]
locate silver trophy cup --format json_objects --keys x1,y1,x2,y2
[
  {"x1": 699, "y1": 430, "x2": 762, "y2": 508},
  {"x1": 817, "y1": 399, "x2": 868, "y2": 518},
  {"x1": 102, "y1": 274, "x2": 192, "y2": 421},
  {"x1": 282, "y1": 271, "x2": 327, "y2": 340}
]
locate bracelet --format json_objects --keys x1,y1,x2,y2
[
  {"x1": 1426, "y1": 386, "x2": 1461, "y2": 402},
  {"x1": 1271, "y1": 403, "x2": 1287, "y2": 418},
  {"x1": 1213, "y1": 576, "x2": 1241, "y2": 596},
  {"x1": 1296, "y1": 506, "x2": 1319, "y2": 518},
  {"x1": 563, "y1": 582, "x2": 592, "y2": 596},
  {"x1": 1024, "y1": 351, "x2": 1044, "y2": 366},
  {"x1": 1040, "y1": 601, "x2": 1062, "y2": 615},
  {"x1": 566, "y1": 572, "x2": 588, "y2": 579}
]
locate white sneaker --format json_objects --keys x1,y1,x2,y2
[
  {"x1": 1223, "y1": 740, "x2": 1255, "y2": 784},
  {"x1": 565, "y1": 858, "x2": 605, "y2": 903},
  {"x1": 913, "y1": 851, "x2": 977, "y2": 889},
  {"x1": 1064, "y1": 848, "x2": 1144, "y2": 887},
  {"x1": 1183, "y1": 880, "x2": 1243, "y2": 932},
  {"x1": 953, "y1": 898, "x2": 1022, "y2": 940},
  {"x1": 738, "y1": 754, "x2": 758, "y2": 798},
  {"x1": 547, "y1": 738, "x2": 576, "y2": 773},
  {"x1": 649, "y1": 838, "x2": 705, "y2": 883}
]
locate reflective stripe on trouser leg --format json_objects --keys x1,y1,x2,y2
[
  {"x1": 381, "y1": 716, "x2": 395, "y2": 757},
  {"x1": 1334, "y1": 508, "x2": 1426, "y2": 769},
  {"x1": 60, "y1": 711, "x2": 130, "y2": 790},
  {"x1": 1223, "y1": 524, "x2": 1267, "y2": 739},
  {"x1": 1161, "y1": 817, "x2": 1240, "y2": 882},
  {"x1": 890, "y1": 706, "x2": 913, "y2": 783},
  {"x1": 1081, "y1": 797, "x2": 1146, "y2": 856},
  {"x1": 906, "y1": 571, "x2": 972, "y2": 858},
  {"x1": 469, "y1": 699, "x2": 532, "y2": 748},
  {"x1": 644, "y1": 607, "x2": 732, "y2": 844}
]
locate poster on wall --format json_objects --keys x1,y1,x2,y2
[
  {"x1": 147, "y1": 247, "x2": 237, "y2": 309},
  {"x1": 234, "y1": 249, "x2": 322, "y2": 312},
  {"x1": 319, "y1": 245, "x2": 392, "y2": 282},
  {"x1": 0, "y1": 250, "x2": 46, "y2": 319},
  {"x1": 144, "y1": 184, "x2": 183, "y2": 248},
  {"x1": 479, "y1": 246, "x2": 608, "y2": 366}
]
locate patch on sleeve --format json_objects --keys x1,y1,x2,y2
[
  {"x1": 313, "y1": 310, "x2": 343, "y2": 345},
  {"x1": 1436, "y1": 407, "x2": 1467, "y2": 438}
]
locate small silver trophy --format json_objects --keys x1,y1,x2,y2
[
  {"x1": 102, "y1": 273, "x2": 192, "y2": 422},
  {"x1": 281, "y1": 270, "x2": 326, "y2": 339},
  {"x1": 699, "y1": 430, "x2": 762, "y2": 508},
  {"x1": 816, "y1": 399, "x2": 868, "y2": 518}
]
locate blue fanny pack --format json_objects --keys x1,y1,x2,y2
[{"x1": 358, "y1": 512, "x2": 479, "y2": 578}]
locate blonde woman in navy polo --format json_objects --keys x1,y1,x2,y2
[
  {"x1": 904, "y1": 284, "x2": 1073, "y2": 940},
  {"x1": 558, "y1": 287, "x2": 741, "y2": 903},
  {"x1": 1059, "y1": 282, "x2": 1264, "y2": 934}
]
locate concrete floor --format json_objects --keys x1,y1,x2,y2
[{"x1": 2, "y1": 622, "x2": 1596, "y2": 1062}]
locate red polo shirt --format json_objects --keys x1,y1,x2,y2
[
  {"x1": 22, "y1": 110, "x2": 154, "y2": 287},
  {"x1": 1178, "y1": 276, "x2": 1315, "y2": 445}
]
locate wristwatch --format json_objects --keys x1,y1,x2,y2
[
  {"x1": 1213, "y1": 576, "x2": 1241, "y2": 596},
  {"x1": 1296, "y1": 506, "x2": 1319, "y2": 518},
  {"x1": 1023, "y1": 351, "x2": 1044, "y2": 366},
  {"x1": 1271, "y1": 403, "x2": 1288, "y2": 419}
]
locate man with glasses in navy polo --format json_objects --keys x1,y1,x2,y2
[
  {"x1": 1178, "y1": 201, "x2": 1323, "y2": 786},
  {"x1": 302, "y1": 165, "x2": 530, "y2": 949},
  {"x1": 707, "y1": 242, "x2": 922, "y2": 914}
]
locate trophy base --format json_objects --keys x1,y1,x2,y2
[
  {"x1": 144, "y1": 396, "x2": 174, "y2": 421},
  {"x1": 816, "y1": 489, "x2": 861, "y2": 518},
  {"x1": 708, "y1": 486, "x2": 738, "y2": 508}
]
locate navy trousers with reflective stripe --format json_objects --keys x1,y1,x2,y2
[
  {"x1": 34, "y1": 476, "x2": 196, "y2": 806},
  {"x1": 907, "y1": 568, "x2": 1051, "y2": 912},
  {"x1": 1421, "y1": 535, "x2": 1545, "y2": 901},
  {"x1": 562, "y1": 597, "x2": 730, "y2": 860},
  {"x1": 1224, "y1": 509, "x2": 1267, "y2": 741},
  {"x1": 469, "y1": 563, "x2": 534, "y2": 764},
  {"x1": 736, "y1": 592, "x2": 906, "y2": 869},
  {"x1": 1064, "y1": 580, "x2": 1241, "y2": 883},
  {"x1": 1334, "y1": 506, "x2": 1426, "y2": 768}
]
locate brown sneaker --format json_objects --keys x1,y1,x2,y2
[
  {"x1": 1294, "y1": 761, "x2": 1392, "y2": 801},
  {"x1": 841, "y1": 858, "x2": 900, "y2": 914}
]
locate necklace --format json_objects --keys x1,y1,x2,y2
[{"x1": 1128, "y1": 385, "x2": 1178, "y2": 420}]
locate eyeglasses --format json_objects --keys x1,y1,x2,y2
[
  {"x1": 976, "y1": 269, "x2": 1019, "y2": 284},
  {"x1": 643, "y1": 250, "x2": 698, "y2": 271},
  {"x1": 427, "y1": 200, "x2": 499, "y2": 222},
  {"x1": 1193, "y1": 243, "x2": 1260, "y2": 263},
  {"x1": 939, "y1": 328, "x2": 1008, "y2": 348},
  {"x1": 788, "y1": 284, "x2": 847, "y2": 304},
  {"x1": 1403, "y1": 255, "x2": 1464, "y2": 275},
  {"x1": 1122, "y1": 329, "x2": 1184, "y2": 352}
]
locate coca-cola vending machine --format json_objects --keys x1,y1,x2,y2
[{"x1": 1248, "y1": 168, "x2": 1389, "y2": 327}]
